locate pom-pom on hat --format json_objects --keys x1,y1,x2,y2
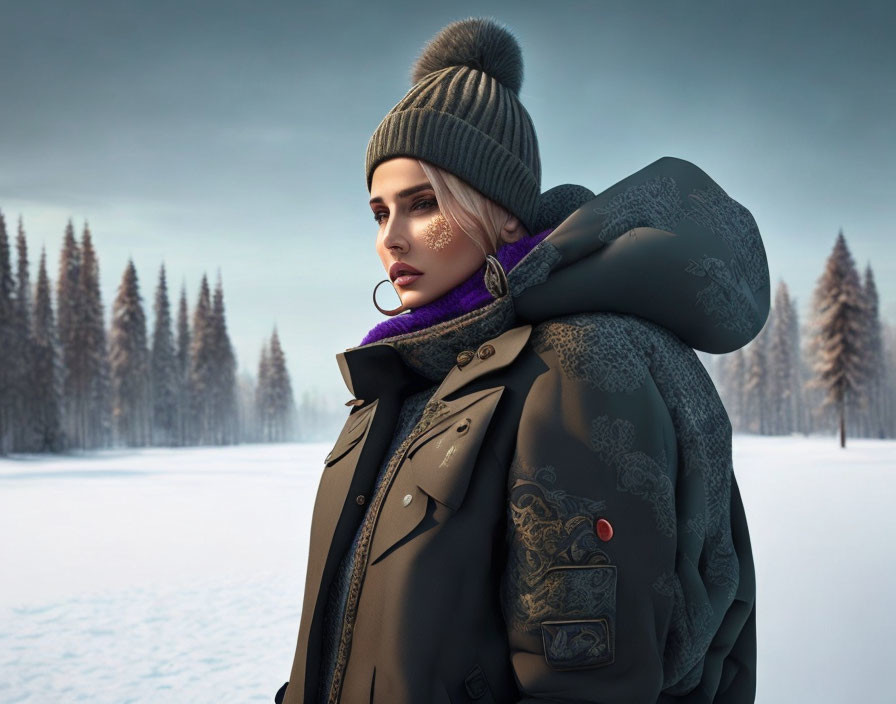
[{"x1": 365, "y1": 17, "x2": 541, "y2": 236}]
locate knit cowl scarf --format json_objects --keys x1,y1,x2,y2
[{"x1": 360, "y1": 227, "x2": 554, "y2": 347}]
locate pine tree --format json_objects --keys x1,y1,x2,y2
[
  {"x1": 31, "y1": 248, "x2": 63, "y2": 451},
  {"x1": 149, "y1": 264, "x2": 178, "y2": 445},
  {"x1": 743, "y1": 318, "x2": 771, "y2": 434},
  {"x1": 109, "y1": 259, "x2": 150, "y2": 446},
  {"x1": 856, "y1": 264, "x2": 890, "y2": 438},
  {"x1": 13, "y1": 217, "x2": 35, "y2": 450},
  {"x1": 786, "y1": 294, "x2": 811, "y2": 436},
  {"x1": 56, "y1": 219, "x2": 81, "y2": 448},
  {"x1": 267, "y1": 327, "x2": 296, "y2": 441},
  {"x1": 718, "y1": 347, "x2": 746, "y2": 432},
  {"x1": 210, "y1": 271, "x2": 238, "y2": 444},
  {"x1": 236, "y1": 369, "x2": 259, "y2": 442},
  {"x1": 883, "y1": 319, "x2": 896, "y2": 438},
  {"x1": 800, "y1": 306, "x2": 826, "y2": 436},
  {"x1": 806, "y1": 229, "x2": 869, "y2": 447},
  {"x1": 175, "y1": 282, "x2": 191, "y2": 445},
  {"x1": 189, "y1": 274, "x2": 216, "y2": 445},
  {"x1": 76, "y1": 223, "x2": 112, "y2": 448},
  {"x1": 255, "y1": 342, "x2": 271, "y2": 441},
  {"x1": 767, "y1": 281, "x2": 798, "y2": 435},
  {"x1": 0, "y1": 209, "x2": 16, "y2": 453}
]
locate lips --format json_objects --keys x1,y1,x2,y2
[{"x1": 389, "y1": 262, "x2": 423, "y2": 281}]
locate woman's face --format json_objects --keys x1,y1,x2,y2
[{"x1": 370, "y1": 157, "x2": 487, "y2": 310}]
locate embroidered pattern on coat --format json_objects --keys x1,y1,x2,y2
[
  {"x1": 684, "y1": 253, "x2": 759, "y2": 339},
  {"x1": 684, "y1": 180, "x2": 768, "y2": 294},
  {"x1": 530, "y1": 315, "x2": 650, "y2": 393},
  {"x1": 507, "y1": 238, "x2": 562, "y2": 295},
  {"x1": 590, "y1": 175, "x2": 687, "y2": 244},
  {"x1": 503, "y1": 462, "x2": 611, "y2": 632},
  {"x1": 589, "y1": 413, "x2": 676, "y2": 538},
  {"x1": 542, "y1": 619, "x2": 614, "y2": 669},
  {"x1": 531, "y1": 183, "x2": 596, "y2": 234}
]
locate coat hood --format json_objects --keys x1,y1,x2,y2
[
  {"x1": 338, "y1": 156, "x2": 770, "y2": 396},
  {"x1": 512, "y1": 155, "x2": 770, "y2": 353}
]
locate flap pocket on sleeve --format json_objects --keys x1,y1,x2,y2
[
  {"x1": 541, "y1": 619, "x2": 613, "y2": 670},
  {"x1": 539, "y1": 565, "x2": 616, "y2": 669}
]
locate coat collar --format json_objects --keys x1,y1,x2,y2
[
  {"x1": 432, "y1": 322, "x2": 532, "y2": 400},
  {"x1": 336, "y1": 292, "x2": 531, "y2": 402}
]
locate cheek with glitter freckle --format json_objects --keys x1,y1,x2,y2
[{"x1": 422, "y1": 213, "x2": 453, "y2": 251}]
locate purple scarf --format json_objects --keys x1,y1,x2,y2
[{"x1": 361, "y1": 228, "x2": 554, "y2": 346}]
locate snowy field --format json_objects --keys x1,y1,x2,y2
[{"x1": 1, "y1": 436, "x2": 894, "y2": 703}]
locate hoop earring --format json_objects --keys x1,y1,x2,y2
[
  {"x1": 373, "y1": 279, "x2": 410, "y2": 316},
  {"x1": 483, "y1": 254, "x2": 508, "y2": 299}
]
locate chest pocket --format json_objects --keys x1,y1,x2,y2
[
  {"x1": 368, "y1": 385, "x2": 505, "y2": 565},
  {"x1": 324, "y1": 399, "x2": 378, "y2": 467}
]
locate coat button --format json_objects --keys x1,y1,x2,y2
[
  {"x1": 355, "y1": 494, "x2": 366, "y2": 505},
  {"x1": 477, "y1": 343, "x2": 495, "y2": 360},
  {"x1": 456, "y1": 349, "x2": 475, "y2": 367},
  {"x1": 402, "y1": 493, "x2": 413, "y2": 507},
  {"x1": 596, "y1": 517, "x2": 614, "y2": 541}
]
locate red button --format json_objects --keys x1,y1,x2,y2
[{"x1": 596, "y1": 518, "x2": 613, "y2": 541}]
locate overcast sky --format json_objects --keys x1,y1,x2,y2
[{"x1": 1, "y1": 0, "x2": 893, "y2": 404}]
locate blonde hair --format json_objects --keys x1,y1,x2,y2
[{"x1": 417, "y1": 160, "x2": 529, "y2": 256}]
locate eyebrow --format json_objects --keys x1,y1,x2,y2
[{"x1": 369, "y1": 182, "x2": 434, "y2": 205}]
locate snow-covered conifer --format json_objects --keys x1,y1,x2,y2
[
  {"x1": 175, "y1": 282, "x2": 191, "y2": 445},
  {"x1": 150, "y1": 264, "x2": 178, "y2": 445},
  {"x1": 109, "y1": 259, "x2": 150, "y2": 446},
  {"x1": 56, "y1": 220, "x2": 81, "y2": 448},
  {"x1": 211, "y1": 272, "x2": 238, "y2": 444},
  {"x1": 805, "y1": 229, "x2": 868, "y2": 447},
  {"x1": 31, "y1": 248, "x2": 63, "y2": 451}
]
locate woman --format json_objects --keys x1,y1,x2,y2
[{"x1": 278, "y1": 16, "x2": 766, "y2": 704}]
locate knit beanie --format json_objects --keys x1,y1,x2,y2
[{"x1": 365, "y1": 17, "x2": 541, "y2": 236}]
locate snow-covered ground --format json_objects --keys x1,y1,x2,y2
[{"x1": 1, "y1": 436, "x2": 894, "y2": 703}]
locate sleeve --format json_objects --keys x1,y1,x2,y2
[{"x1": 500, "y1": 323, "x2": 679, "y2": 703}]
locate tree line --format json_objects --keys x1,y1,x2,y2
[
  {"x1": 3, "y1": 211, "x2": 892, "y2": 454},
  {"x1": 706, "y1": 229, "x2": 895, "y2": 447},
  {"x1": 0, "y1": 210, "x2": 297, "y2": 454}
]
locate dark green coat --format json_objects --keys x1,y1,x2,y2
[{"x1": 279, "y1": 156, "x2": 768, "y2": 703}]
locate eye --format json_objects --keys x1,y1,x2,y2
[
  {"x1": 413, "y1": 198, "x2": 437, "y2": 212},
  {"x1": 372, "y1": 210, "x2": 387, "y2": 225}
]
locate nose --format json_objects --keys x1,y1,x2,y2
[{"x1": 381, "y1": 212, "x2": 409, "y2": 252}]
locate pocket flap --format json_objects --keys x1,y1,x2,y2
[
  {"x1": 410, "y1": 386, "x2": 504, "y2": 511},
  {"x1": 539, "y1": 564, "x2": 617, "y2": 670},
  {"x1": 324, "y1": 400, "x2": 377, "y2": 466},
  {"x1": 541, "y1": 619, "x2": 614, "y2": 669}
]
